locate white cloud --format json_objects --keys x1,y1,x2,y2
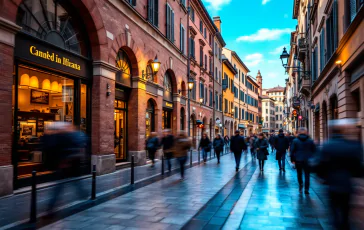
[
  {"x1": 267, "y1": 73, "x2": 278, "y2": 78},
  {"x1": 236, "y1": 28, "x2": 292, "y2": 42},
  {"x1": 262, "y1": 0, "x2": 271, "y2": 5},
  {"x1": 203, "y1": 0, "x2": 232, "y2": 11},
  {"x1": 244, "y1": 53, "x2": 264, "y2": 67},
  {"x1": 269, "y1": 44, "x2": 289, "y2": 55}
]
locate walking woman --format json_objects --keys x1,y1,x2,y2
[
  {"x1": 146, "y1": 132, "x2": 159, "y2": 167},
  {"x1": 255, "y1": 133, "x2": 269, "y2": 171},
  {"x1": 173, "y1": 132, "x2": 192, "y2": 180},
  {"x1": 199, "y1": 133, "x2": 211, "y2": 163},
  {"x1": 213, "y1": 134, "x2": 224, "y2": 164}
]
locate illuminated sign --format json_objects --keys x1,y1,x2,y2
[
  {"x1": 30, "y1": 46, "x2": 81, "y2": 71},
  {"x1": 163, "y1": 101, "x2": 174, "y2": 109}
]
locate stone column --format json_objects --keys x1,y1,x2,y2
[
  {"x1": 0, "y1": 17, "x2": 21, "y2": 197},
  {"x1": 338, "y1": 71, "x2": 357, "y2": 119},
  {"x1": 91, "y1": 61, "x2": 118, "y2": 175}
]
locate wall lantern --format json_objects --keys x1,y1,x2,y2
[
  {"x1": 142, "y1": 55, "x2": 161, "y2": 80},
  {"x1": 280, "y1": 47, "x2": 290, "y2": 68}
]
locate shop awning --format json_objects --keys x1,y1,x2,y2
[
  {"x1": 196, "y1": 120, "x2": 203, "y2": 125},
  {"x1": 238, "y1": 124, "x2": 246, "y2": 129}
]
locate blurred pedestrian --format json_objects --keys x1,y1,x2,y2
[
  {"x1": 213, "y1": 133, "x2": 224, "y2": 164},
  {"x1": 146, "y1": 132, "x2": 159, "y2": 167},
  {"x1": 269, "y1": 132, "x2": 276, "y2": 153},
  {"x1": 255, "y1": 133, "x2": 269, "y2": 171},
  {"x1": 42, "y1": 122, "x2": 88, "y2": 211},
  {"x1": 173, "y1": 132, "x2": 192, "y2": 180},
  {"x1": 224, "y1": 135, "x2": 230, "y2": 153},
  {"x1": 291, "y1": 127, "x2": 316, "y2": 194},
  {"x1": 160, "y1": 129, "x2": 174, "y2": 172},
  {"x1": 249, "y1": 135, "x2": 257, "y2": 159},
  {"x1": 230, "y1": 130, "x2": 247, "y2": 172},
  {"x1": 199, "y1": 133, "x2": 211, "y2": 163},
  {"x1": 317, "y1": 119, "x2": 363, "y2": 230},
  {"x1": 274, "y1": 129, "x2": 289, "y2": 172}
]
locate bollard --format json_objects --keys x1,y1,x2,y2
[
  {"x1": 161, "y1": 154, "x2": 165, "y2": 175},
  {"x1": 131, "y1": 155, "x2": 135, "y2": 185},
  {"x1": 30, "y1": 171, "x2": 37, "y2": 223},
  {"x1": 198, "y1": 150, "x2": 200, "y2": 164},
  {"x1": 91, "y1": 165, "x2": 96, "y2": 200},
  {"x1": 190, "y1": 150, "x2": 192, "y2": 167}
]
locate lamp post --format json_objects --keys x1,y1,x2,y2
[{"x1": 187, "y1": 6, "x2": 192, "y2": 137}]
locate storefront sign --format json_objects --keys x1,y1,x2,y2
[
  {"x1": 292, "y1": 96, "x2": 300, "y2": 109},
  {"x1": 15, "y1": 34, "x2": 90, "y2": 77},
  {"x1": 163, "y1": 101, "x2": 174, "y2": 109}
]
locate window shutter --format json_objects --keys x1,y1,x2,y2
[
  {"x1": 320, "y1": 28, "x2": 325, "y2": 72},
  {"x1": 333, "y1": 0, "x2": 338, "y2": 49},
  {"x1": 131, "y1": 0, "x2": 136, "y2": 6},
  {"x1": 171, "y1": 11, "x2": 175, "y2": 43},
  {"x1": 148, "y1": 0, "x2": 152, "y2": 22},
  {"x1": 349, "y1": 0, "x2": 357, "y2": 22},
  {"x1": 154, "y1": 0, "x2": 159, "y2": 27},
  {"x1": 166, "y1": 5, "x2": 170, "y2": 40}
]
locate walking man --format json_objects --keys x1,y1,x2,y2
[
  {"x1": 230, "y1": 130, "x2": 247, "y2": 172},
  {"x1": 291, "y1": 127, "x2": 316, "y2": 194},
  {"x1": 160, "y1": 129, "x2": 174, "y2": 172},
  {"x1": 269, "y1": 132, "x2": 276, "y2": 153},
  {"x1": 274, "y1": 129, "x2": 289, "y2": 172}
]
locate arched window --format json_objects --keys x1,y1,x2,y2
[
  {"x1": 163, "y1": 72, "x2": 173, "y2": 101},
  {"x1": 16, "y1": 0, "x2": 89, "y2": 56},
  {"x1": 116, "y1": 50, "x2": 132, "y2": 87}
]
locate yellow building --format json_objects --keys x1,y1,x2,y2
[{"x1": 222, "y1": 56, "x2": 237, "y2": 137}]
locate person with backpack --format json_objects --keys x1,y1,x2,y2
[
  {"x1": 291, "y1": 127, "x2": 316, "y2": 194},
  {"x1": 146, "y1": 132, "x2": 159, "y2": 167},
  {"x1": 199, "y1": 133, "x2": 211, "y2": 163},
  {"x1": 212, "y1": 133, "x2": 224, "y2": 164},
  {"x1": 274, "y1": 129, "x2": 290, "y2": 172}
]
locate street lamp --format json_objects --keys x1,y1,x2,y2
[
  {"x1": 280, "y1": 47, "x2": 290, "y2": 68},
  {"x1": 142, "y1": 55, "x2": 161, "y2": 80},
  {"x1": 188, "y1": 79, "x2": 194, "y2": 90}
]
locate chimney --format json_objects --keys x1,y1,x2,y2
[{"x1": 213, "y1": 16, "x2": 221, "y2": 33}]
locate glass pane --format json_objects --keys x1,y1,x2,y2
[
  {"x1": 16, "y1": 65, "x2": 74, "y2": 178},
  {"x1": 80, "y1": 84, "x2": 87, "y2": 133}
]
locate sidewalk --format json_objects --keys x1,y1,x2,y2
[
  {"x1": 32, "y1": 153, "x2": 250, "y2": 230},
  {"x1": 0, "y1": 150, "x2": 208, "y2": 229}
]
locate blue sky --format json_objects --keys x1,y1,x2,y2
[{"x1": 202, "y1": 0, "x2": 296, "y2": 89}]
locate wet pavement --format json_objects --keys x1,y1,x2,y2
[{"x1": 3, "y1": 148, "x2": 364, "y2": 230}]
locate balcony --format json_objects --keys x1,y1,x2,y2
[
  {"x1": 297, "y1": 37, "x2": 307, "y2": 61},
  {"x1": 298, "y1": 76, "x2": 310, "y2": 96}
]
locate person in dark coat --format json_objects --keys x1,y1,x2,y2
[
  {"x1": 160, "y1": 129, "x2": 174, "y2": 172},
  {"x1": 230, "y1": 130, "x2": 247, "y2": 172},
  {"x1": 274, "y1": 129, "x2": 289, "y2": 172},
  {"x1": 255, "y1": 133, "x2": 269, "y2": 171},
  {"x1": 317, "y1": 120, "x2": 363, "y2": 230},
  {"x1": 172, "y1": 132, "x2": 192, "y2": 180},
  {"x1": 199, "y1": 133, "x2": 211, "y2": 163},
  {"x1": 213, "y1": 133, "x2": 224, "y2": 164},
  {"x1": 269, "y1": 133, "x2": 276, "y2": 152},
  {"x1": 146, "y1": 132, "x2": 159, "y2": 167},
  {"x1": 291, "y1": 127, "x2": 316, "y2": 194}
]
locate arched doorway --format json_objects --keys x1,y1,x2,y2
[
  {"x1": 146, "y1": 99, "x2": 156, "y2": 138},
  {"x1": 322, "y1": 101, "x2": 328, "y2": 141},
  {"x1": 162, "y1": 71, "x2": 174, "y2": 130},
  {"x1": 180, "y1": 107, "x2": 185, "y2": 130}
]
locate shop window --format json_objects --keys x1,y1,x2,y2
[
  {"x1": 116, "y1": 49, "x2": 132, "y2": 87},
  {"x1": 16, "y1": 0, "x2": 89, "y2": 57},
  {"x1": 163, "y1": 72, "x2": 173, "y2": 101},
  {"x1": 180, "y1": 107, "x2": 185, "y2": 130},
  {"x1": 15, "y1": 65, "x2": 76, "y2": 178}
]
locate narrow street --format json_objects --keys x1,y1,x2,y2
[{"x1": 6, "y1": 149, "x2": 363, "y2": 230}]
